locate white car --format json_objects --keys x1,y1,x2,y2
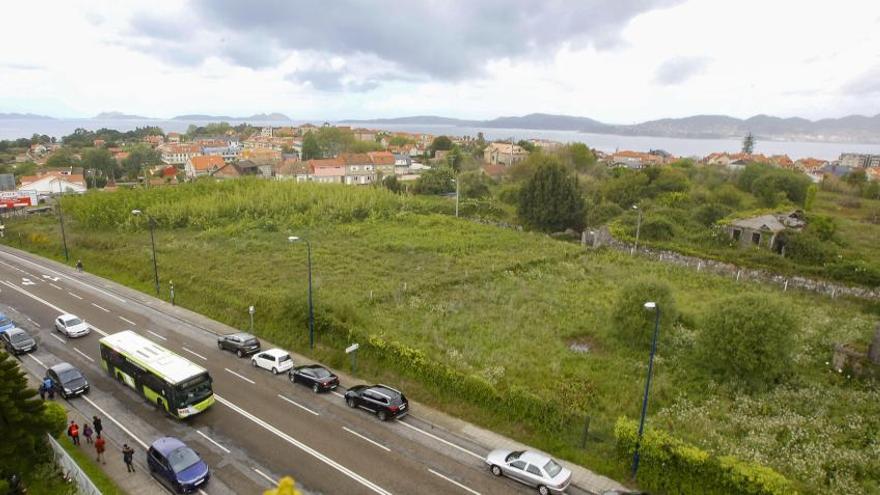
[
  {"x1": 486, "y1": 449, "x2": 572, "y2": 494},
  {"x1": 54, "y1": 314, "x2": 90, "y2": 338},
  {"x1": 251, "y1": 348, "x2": 294, "y2": 375}
]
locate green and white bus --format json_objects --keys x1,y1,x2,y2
[{"x1": 99, "y1": 330, "x2": 214, "y2": 418}]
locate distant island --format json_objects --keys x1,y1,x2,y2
[
  {"x1": 0, "y1": 112, "x2": 55, "y2": 120},
  {"x1": 172, "y1": 112, "x2": 291, "y2": 122},
  {"x1": 93, "y1": 111, "x2": 151, "y2": 120}
]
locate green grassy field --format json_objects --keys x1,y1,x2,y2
[{"x1": 4, "y1": 180, "x2": 879, "y2": 493}]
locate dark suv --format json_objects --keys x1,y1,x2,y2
[
  {"x1": 217, "y1": 332, "x2": 260, "y2": 358},
  {"x1": 46, "y1": 362, "x2": 89, "y2": 399},
  {"x1": 344, "y1": 384, "x2": 408, "y2": 421}
]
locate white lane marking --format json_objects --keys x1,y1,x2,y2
[
  {"x1": 74, "y1": 348, "x2": 95, "y2": 363},
  {"x1": 27, "y1": 318, "x2": 41, "y2": 328},
  {"x1": 82, "y1": 395, "x2": 149, "y2": 450},
  {"x1": 252, "y1": 468, "x2": 278, "y2": 487},
  {"x1": 395, "y1": 419, "x2": 483, "y2": 460},
  {"x1": 27, "y1": 353, "x2": 46, "y2": 368},
  {"x1": 50, "y1": 333, "x2": 66, "y2": 343},
  {"x1": 277, "y1": 394, "x2": 319, "y2": 416},
  {"x1": 214, "y1": 395, "x2": 392, "y2": 495},
  {"x1": 0, "y1": 281, "x2": 109, "y2": 337},
  {"x1": 182, "y1": 347, "x2": 207, "y2": 361},
  {"x1": 224, "y1": 368, "x2": 255, "y2": 385},
  {"x1": 68, "y1": 291, "x2": 83, "y2": 300},
  {"x1": 196, "y1": 430, "x2": 231, "y2": 454},
  {"x1": 91, "y1": 303, "x2": 110, "y2": 313},
  {"x1": 0, "y1": 260, "x2": 25, "y2": 272},
  {"x1": 42, "y1": 275, "x2": 60, "y2": 282},
  {"x1": 343, "y1": 426, "x2": 390, "y2": 452},
  {"x1": 331, "y1": 391, "x2": 345, "y2": 398},
  {"x1": 49, "y1": 283, "x2": 63, "y2": 290},
  {"x1": 118, "y1": 316, "x2": 136, "y2": 326},
  {"x1": 146, "y1": 330, "x2": 167, "y2": 341},
  {"x1": 427, "y1": 469, "x2": 481, "y2": 495},
  {"x1": 0, "y1": 250, "x2": 127, "y2": 303},
  {"x1": 22, "y1": 278, "x2": 35, "y2": 286}
]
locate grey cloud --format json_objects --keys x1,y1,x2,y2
[
  {"x1": 842, "y1": 67, "x2": 880, "y2": 96},
  {"x1": 654, "y1": 56, "x2": 710, "y2": 85},
  {"x1": 128, "y1": 0, "x2": 682, "y2": 79},
  {"x1": 286, "y1": 68, "x2": 380, "y2": 93}
]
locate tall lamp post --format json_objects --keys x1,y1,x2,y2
[
  {"x1": 288, "y1": 236, "x2": 315, "y2": 350},
  {"x1": 132, "y1": 209, "x2": 160, "y2": 295},
  {"x1": 452, "y1": 177, "x2": 460, "y2": 218},
  {"x1": 631, "y1": 301, "x2": 661, "y2": 481},
  {"x1": 52, "y1": 177, "x2": 70, "y2": 262},
  {"x1": 630, "y1": 205, "x2": 642, "y2": 256}
]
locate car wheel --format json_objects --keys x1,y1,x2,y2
[
  {"x1": 538, "y1": 485, "x2": 550, "y2": 495},
  {"x1": 236, "y1": 349, "x2": 244, "y2": 358},
  {"x1": 346, "y1": 397, "x2": 356, "y2": 408},
  {"x1": 251, "y1": 360, "x2": 257, "y2": 367},
  {"x1": 272, "y1": 367, "x2": 278, "y2": 375},
  {"x1": 312, "y1": 383, "x2": 320, "y2": 393},
  {"x1": 490, "y1": 465, "x2": 502, "y2": 477},
  {"x1": 377, "y1": 410, "x2": 388, "y2": 421},
  {"x1": 217, "y1": 342, "x2": 223, "y2": 350},
  {"x1": 289, "y1": 373, "x2": 296, "y2": 383}
]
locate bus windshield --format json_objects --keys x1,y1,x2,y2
[{"x1": 175, "y1": 374, "x2": 212, "y2": 406}]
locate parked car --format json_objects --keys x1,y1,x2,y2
[
  {"x1": 54, "y1": 313, "x2": 90, "y2": 338},
  {"x1": 289, "y1": 364, "x2": 339, "y2": 393},
  {"x1": 1, "y1": 327, "x2": 37, "y2": 355},
  {"x1": 0, "y1": 312, "x2": 15, "y2": 334},
  {"x1": 251, "y1": 348, "x2": 293, "y2": 374},
  {"x1": 147, "y1": 437, "x2": 210, "y2": 493},
  {"x1": 46, "y1": 362, "x2": 90, "y2": 399},
  {"x1": 485, "y1": 449, "x2": 572, "y2": 495},
  {"x1": 344, "y1": 384, "x2": 408, "y2": 421},
  {"x1": 217, "y1": 332, "x2": 261, "y2": 358}
]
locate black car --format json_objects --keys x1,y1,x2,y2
[
  {"x1": 217, "y1": 332, "x2": 261, "y2": 358},
  {"x1": 288, "y1": 364, "x2": 339, "y2": 393},
  {"x1": 46, "y1": 362, "x2": 90, "y2": 399},
  {"x1": 344, "y1": 384, "x2": 408, "y2": 421},
  {"x1": 1, "y1": 327, "x2": 37, "y2": 355}
]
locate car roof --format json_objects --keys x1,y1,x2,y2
[
  {"x1": 300, "y1": 364, "x2": 328, "y2": 371},
  {"x1": 59, "y1": 313, "x2": 79, "y2": 320},
  {"x1": 151, "y1": 437, "x2": 188, "y2": 455},
  {"x1": 230, "y1": 332, "x2": 256, "y2": 339},
  {"x1": 7, "y1": 327, "x2": 28, "y2": 336},
  {"x1": 520, "y1": 451, "x2": 553, "y2": 465},
  {"x1": 50, "y1": 362, "x2": 76, "y2": 373},
  {"x1": 263, "y1": 348, "x2": 289, "y2": 357}
]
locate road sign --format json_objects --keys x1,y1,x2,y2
[{"x1": 345, "y1": 343, "x2": 359, "y2": 354}]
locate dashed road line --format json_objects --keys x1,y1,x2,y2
[
  {"x1": 81, "y1": 395, "x2": 149, "y2": 450},
  {"x1": 225, "y1": 368, "x2": 255, "y2": 385},
  {"x1": 343, "y1": 426, "x2": 390, "y2": 452},
  {"x1": 196, "y1": 430, "x2": 231, "y2": 454},
  {"x1": 396, "y1": 419, "x2": 483, "y2": 460},
  {"x1": 49, "y1": 283, "x2": 63, "y2": 290},
  {"x1": 50, "y1": 333, "x2": 66, "y2": 343},
  {"x1": 182, "y1": 347, "x2": 207, "y2": 360},
  {"x1": 118, "y1": 316, "x2": 136, "y2": 326},
  {"x1": 146, "y1": 330, "x2": 167, "y2": 341},
  {"x1": 73, "y1": 348, "x2": 95, "y2": 363},
  {"x1": 27, "y1": 353, "x2": 46, "y2": 368},
  {"x1": 0, "y1": 250, "x2": 127, "y2": 303},
  {"x1": 252, "y1": 468, "x2": 278, "y2": 486},
  {"x1": 277, "y1": 394, "x2": 320, "y2": 416},
  {"x1": 0, "y1": 280, "x2": 109, "y2": 336},
  {"x1": 331, "y1": 391, "x2": 345, "y2": 398},
  {"x1": 27, "y1": 318, "x2": 41, "y2": 328},
  {"x1": 91, "y1": 302, "x2": 110, "y2": 313},
  {"x1": 428, "y1": 468, "x2": 481, "y2": 495},
  {"x1": 68, "y1": 291, "x2": 83, "y2": 300}
]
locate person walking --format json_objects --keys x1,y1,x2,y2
[
  {"x1": 83, "y1": 423, "x2": 93, "y2": 445},
  {"x1": 43, "y1": 377, "x2": 54, "y2": 399},
  {"x1": 122, "y1": 444, "x2": 135, "y2": 473},
  {"x1": 67, "y1": 421, "x2": 80, "y2": 446},
  {"x1": 76, "y1": 259, "x2": 83, "y2": 272},
  {"x1": 38, "y1": 381, "x2": 46, "y2": 400},
  {"x1": 95, "y1": 434, "x2": 106, "y2": 464},
  {"x1": 92, "y1": 416, "x2": 103, "y2": 437}
]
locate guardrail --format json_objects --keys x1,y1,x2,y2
[{"x1": 46, "y1": 434, "x2": 103, "y2": 495}]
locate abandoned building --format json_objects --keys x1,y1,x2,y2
[{"x1": 725, "y1": 210, "x2": 806, "y2": 253}]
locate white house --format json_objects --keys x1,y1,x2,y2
[{"x1": 18, "y1": 172, "x2": 87, "y2": 195}]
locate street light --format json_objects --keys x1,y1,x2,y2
[
  {"x1": 132, "y1": 209, "x2": 160, "y2": 295},
  {"x1": 288, "y1": 236, "x2": 315, "y2": 350},
  {"x1": 451, "y1": 177, "x2": 460, "y2": 218},
  {"x1": 631, "y1": 205, "x2": 642, "y2": 256},
  {"x1": 51, "y1": 177, "x2": 69, "y2": 262},
  {"x1": 631, "y1": 301, "x2": 661, "y2": 481}
]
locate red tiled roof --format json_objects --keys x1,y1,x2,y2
[
  {"x1": 338, "y1": 153, "x2": 372, "y2": 165},
  {"x1": 368, "y1": 151, "x2": 395, "y2": 166},
  {"x1": 189, "y1": 155, "x2": 225, "y2": 171},
  {"x1": 307, "y1": 158, "x2": 343, "y2": 169}
]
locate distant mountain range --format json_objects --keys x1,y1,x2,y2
[
  {"x1": 93, "y1": 111, "x2": 150, "y2": 120},
  {"x1": 2, "y1": 111, "x2": 293, "y2": 122},
  {"x1": 171, "y1": 112, "x2": 291, "y2": 121},
  {"x1": 343, "y1": 112, "x2": 880, "y2": 143},
  {"x1": 0, "y1": 112, "x2": 55, "y2": 120}
]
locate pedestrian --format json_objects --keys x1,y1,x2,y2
[
  {"x1": 38, "y1": 382, "x2": 46, "y2": 400},
  {"x1": 47, "y1": 385, "x2": 55, "y2": 400},
  {"x1": 95, "y1": 434, "x2": 106, "y2": 464},
  {"x1": 92, "y1": 416, "x2": 103, "y2": 437},
  {"x1": 67, "y1": 421, "x2": 80, "y2": 446},
  {"x1": 43, "y1": 377, "x2": 53, "y2": 399},
  {"x1": 83, "y1": 423, "x2": 93, "y2": 444},
  {"x1": 122, "y1": 444, "x2": 135, "y2": 473},
  {"x1": 76, "y1": 259, "x2": 83, "y2": 272}
]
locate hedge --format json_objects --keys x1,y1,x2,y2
[{"x1": 614, "y1": 417, "x2": 798, "y2": 495}]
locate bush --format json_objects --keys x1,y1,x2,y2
[
  {"x1": 614, "y1": 417, "x2": 797, "y2": 495},
  {"x1": 43, "y1": 401, "x2": 68, "y2": 437},
  {"x1": 693, "y1": 203, "x2": 732, "y2": 227},
  {"x1": 586, "y1": 201, "x2": 623, "y2": 227},
  {"x1": 611, "y1": 280, "x2": 677, "y2": 349},
  {"x1": 640, "y1": 218, "x2": 676, "y2": 241},
  {"x1": 517, "y1": 156, "x2": 585, "y2": 232},
  {"x1": 696, "y1": 294, "x2": 796, "y2": 391},
  {"x1": 783, "y1": 231, "x2": 836, "y2": 265}
]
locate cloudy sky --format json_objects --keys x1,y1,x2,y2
[{"x1": 1, "y1": 0, "x2": 879, "y2": 122}]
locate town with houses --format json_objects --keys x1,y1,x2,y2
[{"x1": 4, "y1": 122, "x2": 880, "y2": 201}]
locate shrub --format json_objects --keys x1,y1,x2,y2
[
  {"x1": 783, "y1": 231, "x2": 836, "y2": 265},
  {"x1": 611, "y1": 280, "x2": 677, "y2": 349},
  {"x1": 517, "y1": 156, "x2": 585, "y2": 232},
  {"x1": 586, "y1": 201, "x2": 623, "y2": 227},
  {"x1": 614, "y1": 417, "x2": 797, "y2": 495},
  {"x1": 693, "y1": 203, "x2": 732, "y2": 227},
  {"x1": 43, "y1": 401, "x2": 68, "y2": 437},
  {"x1": 640, "y1": 218, "x2": 676, "y2": 241},
  {"x1": 696, "y1": 294, "x2": 796, "y2": 391}
]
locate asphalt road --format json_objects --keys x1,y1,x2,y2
[{"x1": 0, "y1": 247, "x2": 589, "y2": 495}]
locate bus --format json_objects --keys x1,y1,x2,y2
[{"x1": 99, "y1": 330, "x2": 214, "y2": 418}]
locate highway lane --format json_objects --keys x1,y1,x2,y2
[{"x1": 0, "y1": 248, "x2": 553, "y2": 495}]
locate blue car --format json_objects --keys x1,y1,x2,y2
[
  {"x1": 147, "y1": 437, "x2": 210, "y2": 493},
  {"x1": 0, "y1": 313, "x2": 15, "y2": 334}
]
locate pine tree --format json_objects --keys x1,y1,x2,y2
[
  {"x1": 301, "y1": 132, "x2": 320, "y2": 160},
  {"x1": 742, "y1": 132, "x2": 755, "y2": 155},
  {"x1": 517, "y1": 156, "x2": 585, "y2": 232},
  {"x1": 0, "y1": 351, "x2": 56, "y2": 473}
]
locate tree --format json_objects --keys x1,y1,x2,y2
[
  {"x1": 388, "y1": 135, "x2": 414, "y2": 147},
  {"x1": 412, "y1": 167, "x2": 455, "y2": 195},
  {"x1": 81, "y1": 147, "x2": 119, "y2": 180},
  {"x1": 517, "y1": 140, "x2": 536, "y2": 153},
  {"x1": 696, "y1": 294, "x2": 796, "y2": 391},
  {"x1": 315, "y1": 127, "x2": 355, "y2": 157},
  {"x1": 804, "y1": 184, "x2": 817, "y2": 211},
  {"x1": 562, "y1": 143, "x2": 596, "y2": 171},
  {"x1": 458, "y1": 170, "x2": 492, "y2": 199},
  {"x1": 45, "y1": 148, "x2": 80, "y2": 168},
  {"x1": 429, "y1": 136, "x2": 453, "y2": 154},
  {"x1": 0, "y1": 351, "x2": 60, "y2": 474},
  {"x1": 742, "y1": 132, "x2": 755, "y2": 154},
  {"x1": 301, "y1": 132, "x2": 321, "y2": 160},
  {"x1": 610, "y1": 279, "x2": 677, "y2": 349},
  {"x1": 122, "y1": 144, "x2": 162, "y2": 180},
  {"x1": 517, "y1": 156, "x2": 585, "y2": 231},
  {"x1": 445, "y1": 145, "x2": 464, "y2": 172},
  {"x1": 381, "y1": 175, "x2": 402, "y2": 193},
  {"x1": 845, "y1": 168, "x2": 867, "y2": 188}
]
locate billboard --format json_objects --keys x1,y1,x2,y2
[{"x1": 0, "y1": 191, "x2": 37, "y2": 209}]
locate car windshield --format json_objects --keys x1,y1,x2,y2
[
  {"x1": 176, "y1": 374, "x2": 212, "y2": 406},
  {"x1": 244, "y1": 338, "x2": 258, "y2": 345},
  {"x1": 279, "y1": 354, "x2": 291, "y2": 362},
  {"x1": 313, "y1": 368, "x2": 332, "y2": 379},
  {"x1": 544, "y1": 459, "x2": 563, "y2": 477},
  {"x1": 11, "y1": 332, "x2": 30, "y2": 343},
  {"x1": 58, "y1": 368, "x2": 82, "y2": 382},
  {"x1": 0, "y1": 317, "x2": 12, "y2": 327},
  {"x1": 168, "y1": 447, "x2": 201, "y2": 473},
  {"x1": 505, "y1": 451, "x2": 524, "y2": 462},
  {"x1": 66, "y1": 318, "x2": 83, "y2": 326}
]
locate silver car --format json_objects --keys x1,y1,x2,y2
[
  {"x1": 55, "y1": 313, "x2": 90, "y2": 338},
  {"x1": 486, "y1": 449, "x2": 572, "y2": 494}
]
